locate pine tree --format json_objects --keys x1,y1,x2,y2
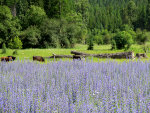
[
  {"x1": 146, "y1": 2, "x2": 150, "y2": 30},
  {"x1": 87, "y1": 33, "x2": 94, "y2": 50},
  {"x1": 127, "y1": 0, "x2": 137, "y2": 26}
]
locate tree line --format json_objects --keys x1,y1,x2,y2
[{"x1": 0, "y1": 0, "x2": 150, "y2": 49}]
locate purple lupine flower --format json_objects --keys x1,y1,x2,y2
[{"x1": 0, "y1": 60, "x2": 150, "y2": 112}]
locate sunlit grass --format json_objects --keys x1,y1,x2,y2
[{"x1": 0, "y1": 44, "x2": 149, "y2": 62}]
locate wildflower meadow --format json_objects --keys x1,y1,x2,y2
[{"x1": 0, "y1": 60, "x2": 150, "y2": 112}]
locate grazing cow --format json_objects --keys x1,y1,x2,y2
[
  {"x1": 1, "y1": 57, "x2": 12, "y2": 62},
  {"x1": 73, "y1": 55, "x2": 81, "y2": 60},
  {"x1": 7, "y1": 56, "x2": 16, "y2": 61},
  {"x1": 33, "y1": 56, "x2": 45, "y2": 62}
]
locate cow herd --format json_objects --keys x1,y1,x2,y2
[
  {"x1": 0, "y1": 55, "x2": 83, "y2": 62},
  {"x1": 1, "y1": 56, "x2": 16, "y2": 62},
  {"x1": 0, "y1": 56, "x2": 45, "y2": 62}
]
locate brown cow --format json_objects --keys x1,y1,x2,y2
[
  {"x1": 1, "y1": 57, "x2": 12, "y2": 62},
  {"x1": 33, "y1": 56, "x2": 45, "y2": 62},
  {"x1": 7, "y1": 56, "x2": 16, "y2": 61}
]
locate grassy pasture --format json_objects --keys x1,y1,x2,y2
[{"x1": 0, "y1": 44, "x2": 149, "y2": 62}]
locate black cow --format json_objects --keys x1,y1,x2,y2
[
  {"x1": 73, "y1": 55, "x2": 81, "y2": 60},
  {"x1": 7, "y1": 56, "x2": 16, "y2": 61}
]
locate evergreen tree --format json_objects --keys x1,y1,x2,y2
[
  {"x1": 146, "y1": 2, "x2": 150, "y2": 30},
  {"x1": 127, "y1": 0, "x2": 137, "y2": 26},
  {"x1": 75, "y1": 0, "x2": 89, "y2": 25},
  {"x1": 0, "y1": 0, "x2": 150, "y2": 48},
  {"x1": 87, "y1": 33, "x2": 94, "y2": 50},
  {"x1": 135, "y1": 5, "x2": 147, "y2": 30}
]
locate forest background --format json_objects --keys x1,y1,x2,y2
[{"x1": 0, "y1": 0, "x2": 150, "y2": 51}]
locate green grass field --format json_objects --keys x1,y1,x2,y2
[{"x1": 0, "y1": 44, "x2": 149, "y2": 62}]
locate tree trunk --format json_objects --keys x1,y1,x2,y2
[
  {"x1": 47, "y1": 55, "x2": 73, "y2": 58},
  {"x1": 71, "y1": 51, "x2": 91, "y2": 56},
  {"x1": 71, "y1": 51, "x2": 135, "y2": 59},
  {"x1": 11, "y1": 4, "x2": 16, "y2": 17}
]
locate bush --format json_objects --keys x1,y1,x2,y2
[
  {"x1": 136, "y1": 30, "x2": 149, "y2": 45},
  {"x1": 8, "y1": 36, "x2": 22, "y2": 49},
  {"x1": 100, "y1": 29, "x2": 111, "y2": 44},
  {"x1": 113, "y1": 31, "x2": 133, "y2": 49},
  {"x1": 121, "y1": 24, "x2": 136, "y2": 42},
  {"x1": 87, "y1": 34, "x2": 94, "y2": 50},
  {"x1": 127, "y1": 30, "x2": 136, "y2": 43},
  {"x1": 20, "y1": 26, "x2": 41, "y2": 48},
  {"x1": 13, "y1": 36, "x2": 22, "y2": 49},
  {"x1": 111, "y1": 40, "x2": 116, "y2": 50},
  {"x1": 142, "y1": 44, "x2": 150, "y2": 53},
  {"x1": 103, "y1": 34, "x2": 111, "y2": 44},
  {"x1": 101, "y1": 29, "x2": 109, "y2": 35},
  {"x1": 2, "y1": 43, "x2": 6, "y2": 54},
  {"x1": 136, "y1": 33, "x2": 148, "y2": 45},
  {"x1": 40, "y1": 18, "x2": 60, "y2": 48},
  {"x1": 13, "y1": 50, "x2": 18, "y2": 55},
  {"x1": 120, "y1": 24, "x2": 132, "y2": 31},
  {"x1": 94, "y1": 35, "x2": 103, "y2": 45}
]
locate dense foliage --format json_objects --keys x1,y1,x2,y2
[
  {"x1": 0, "y1": 0, "x2": 150, "y2": 49},
  {"x1": 0, "y1": 60, "x2": 150, "y2": 112},
  {"x1": 113, "y1": 31, "x2": 133, "y2": 49},
  {"x1": 8, "y1": 36, "x2": 22, "y2": 49}
]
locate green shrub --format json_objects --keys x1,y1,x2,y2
[
  {"x1": 20, "y1": 26, "x2": 41, "y2": 48},
  {"x1": 120, "y1": 24, "x2": 136, "y2": 42},
  {"x1": 40, "y1": 18, "x2": 60, "y2": 48},
  {"x1": 136, "y1": 30, "x2": 149, "y2": 45},
  {"x1": 8, "y1": 36, "x2": 22, "y2": 49},
  {"x1": 103, "y1": 34, "x2": 111, "y2": 44},
  {"x1": 142, "y1": 44, "x2": 150, "y2": 53},
  {"x1": 127, "y1": 30, "x2": 136, "y2": 43},
  {"x1": 136, "y1": 33, "x2": 148, "y2": 45},
  {"x1": 87, "y1": 34, "x2": 94, "y2": 50},
  {"x1": 13, "y1": 50, "x2": 18, "y2": 55},
  {"x1": 50, "y1": 35, "x2": 60, "y2": 48},
  {"x1": 14, "y1": 36, "x2": 22, "y2": 49},
  {"x1": 101, "y1": 29, "x2": 109, "y2": 35},
  {"x1": 2, "y1": 43, "x2": 6, "y2": 54},
  {"x1": 120, "y1": 24, "x2": 132, "y2": 31},
  {"x1": 113, "y1": 31, "x2": 133, "y2": 49},
  {"x1": 61, "y1": 37, "x2": 70, "y2": 48},
  {"x1": 94, "y1": 35, "x2": 103, "y2": 45},
  {"x1": 100, "y1": 29, "x2": 111, "y2": 44},
  {"x1": 111, "y1": 40, "x2": 117, "y2": 50}
]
